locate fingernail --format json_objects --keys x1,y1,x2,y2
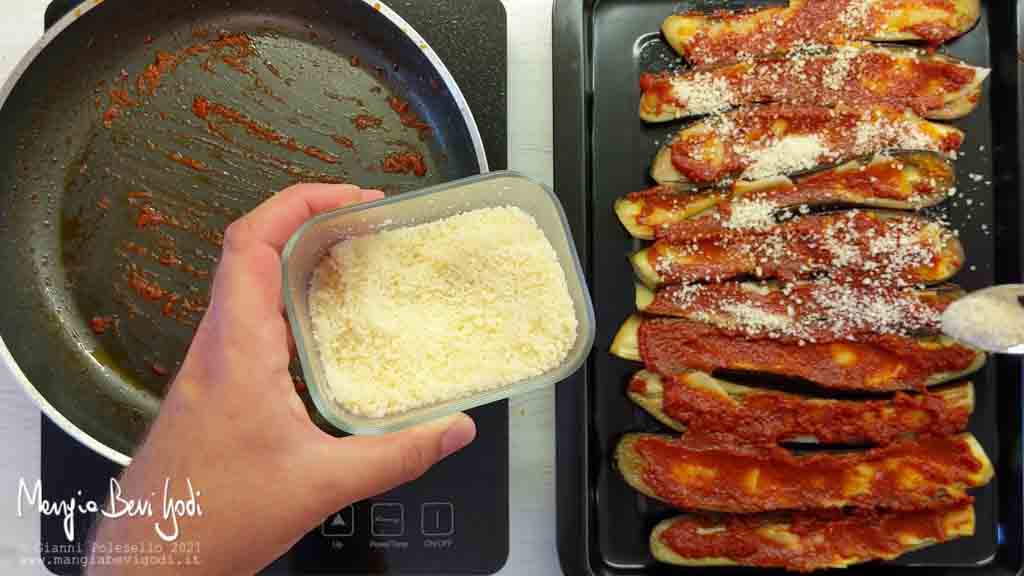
[
  {"x1": 361, "y1": 189, "x2": 386, "y2": 202},
  {"x1": 440, "y1": 415, "x2": 476, "y2": 459}
]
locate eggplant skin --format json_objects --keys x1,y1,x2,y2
[
  {"x1": 648, "y1": 505, "x2": 976, "y2": 570},
  {"x1": 614, "y1": 433, "x2": 661, "y2": 502},
  {"x1": 626, "y1": 370, "x2": 686, "y2": 433},
  {"x1": 609, "y1": 314, "x2": 642, "y2": 362},
  {"x1": 629, "y1": 249, "x2": 661, "y2": 290},
  {"x1": 651, "y1": 145, "x2": 691, "y2": 188}
]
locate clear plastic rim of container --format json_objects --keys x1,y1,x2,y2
[{"x1": 281, "y1": 170, "x2": 597, "y2": 435}]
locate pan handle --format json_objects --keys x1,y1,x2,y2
[{"x1": 44, "y1": 0, "x2": 85, "y2": 31}]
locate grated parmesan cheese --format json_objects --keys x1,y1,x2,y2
[
  {"x1": 717, "y1": 303, "x2": 793, "y2": 333},
  {"x1": 724, "y1": 198, "x2": 779, "y2": 230},
  {"x1": 659, "y1": 280, "x2": 946, "y2": 342},
  {"x1": 837, "y1": 0, "x2": 873, "y2": 32},
  {"x1": 742, "y1": 135, "x2": 828, "y2": 180},
  {"x1": 308, "y1": 206, "x2": 579, "y2": 418},
  {"x1": 853, "y1": 110, "x2": 934, "y2": 153},
  {"x1": 821, "y1": 45, "x2": 858, "y2": 91},
  {"x1": 670, "y1": 73, "x2": 736, "y2": 115}
]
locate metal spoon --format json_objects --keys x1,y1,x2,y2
[{"x1": 941, "y1": 284, "x2": 1024, "y2": 355}]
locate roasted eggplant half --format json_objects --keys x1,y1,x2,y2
[
  {"x1": 618, "y1": 151, "x2": 956, "y2": 240},
  {"x1": 640, "y1": 44, "x2": 989, "y2": 122},
  {"x1": 634, "y1": 281, "x2": 962, "y2": 340},
  {"x1": 649, "y1": 504, "x2": 975, "y2": 571},
  {"x1": 611, "y1": 315, "x2": 986, "y2": 392},
  {"x1": 615, "y1": 432, "x2": 993, "y2": 513},
  {"x1": 631, "y1": 211, "x2": 964, "y2": 289},
  {"x1": 650, "y1": 103, "x2": 963, "y2": 188},
  {"x1": 662, "y1": 0, "x2": 982, "y2": 66},
  {"x1": 628, "y1": 370, "x2": 974, "y2": 445}
]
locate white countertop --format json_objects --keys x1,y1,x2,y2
[{"x1": 0, "y1": 1, "x2": 561, "y2": 574}]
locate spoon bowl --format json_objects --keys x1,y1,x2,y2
[{"x1": 941, "y1": 284, "x2": 1024, "y2": 354}]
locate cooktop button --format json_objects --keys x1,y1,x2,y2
[
  {"x1": 371, "y1": 503, "x2": 405, "y2": 537},
  {"x1": 421, "y1": 502, "x2": 454, "y2": 537},
  {"x1": 321, "y1": 506, "x2": 355, "y2": 538}
]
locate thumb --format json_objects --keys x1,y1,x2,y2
[{"x1": 313, "y1": 413, "x2": 477, "y2": 508}]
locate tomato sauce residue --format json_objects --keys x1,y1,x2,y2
[
  {"x1": 87, "y1": 26, "x2": 447, "y2": 350},
  {"x1": 182, "y1": 263, "x2": 210, "y2": 280},
  {"x1": 325, "y1": 92, "x2": 365, "y2": 107},
  {"x1": 109, "y1": 89, "x2": 136, "y2": 107},
  {"x1": 117, "y1": 249, "x2": 208, "y2": 328},
  {"x1": 102, "y1": 105, "x2": 122, "y2": 129},
  {"x1": 387, "y1": 96, "x2": 432, "y2": 140},
  {"x1": 127, "y1": 267, "x2": 166, "y2": 301},
  {"x1": 158, "y1": 249, "x2": 183, "y2": 268},
  {"x1": 300, "y1": 145, "x2": 339, "y2": 164},
  {"x1": 332, "y1": 135, "x2": 355, "y2": 149},
  {"x1": 127, "y1": 198, "x2": 223, "y2": 249},
  {"x1": 121, "y1": 241, "x2": 148, "y2": 257},
  {"x1": 657, "y1": 505, "x2": 971, "y2": 572},
  {"x1": 676, "y1": 0, "x2": 966, "y2": 65},
  {"x1": 638, "y1": 318, "x2": 978, "y2": 392},
  {"x1": 636, "y1": 372, "x2": 969, "y2": 445},
  {"x1": 167, "y1": 152, "x2": 209, "y2": 172},
  {"x1": 192, "y1": 96, "x2": 340, "y2": 164},
  {"x1": 381, "y1": 151, "x2": 428, "y2": 177},
  {"x1": 352, "y1": 114, "x2": 383, "y2": 130},
  {"x1": 90, "y1": 316, "x2": 115, "y2": 335},
  {"x1": 629, "y1": 433, "x2": 983, "y2": 513},
  {"x1": 135, "y1": 205, "x2": 166, "y2": 229},
  {"x1": 151, "y1": 362, "x2": 169, "y2": 377},
  {"x1": 136, "y1": 50, "x2": 181, "y2": 97},
  {"x1": 101, "y1": 33, "x2": 257, "y2": 129}
]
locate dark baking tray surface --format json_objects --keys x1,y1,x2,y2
[{"x1": 553, "y1": 1, "x2": 1024, "y2": 574}]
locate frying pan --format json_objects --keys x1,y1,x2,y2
[{"x1": 0, "y1": 0, "x2": 488, "y2": 465}]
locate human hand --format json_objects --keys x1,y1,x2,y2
[{"x1": 87, "y1": 184, "x2": 477, "y2": 575}]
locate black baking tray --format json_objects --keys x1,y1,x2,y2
[{"x1": 553, "y1": 1, "x2": 1024, "y2": 574}]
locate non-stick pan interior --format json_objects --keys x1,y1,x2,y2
[{"x1": 0, "y1": 0, "x2": 485, "y2": 457}]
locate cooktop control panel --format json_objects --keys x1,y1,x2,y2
[
  {"x1": 41, "y1": 401, "x2": 509, "y2": 575},
  {"x1": 275, "y1": 401, "x2": 509, "y2": 574}
]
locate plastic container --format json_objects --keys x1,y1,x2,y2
[{"x1": 282, "y1": 171, "x2": 596, "y2": 434}]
